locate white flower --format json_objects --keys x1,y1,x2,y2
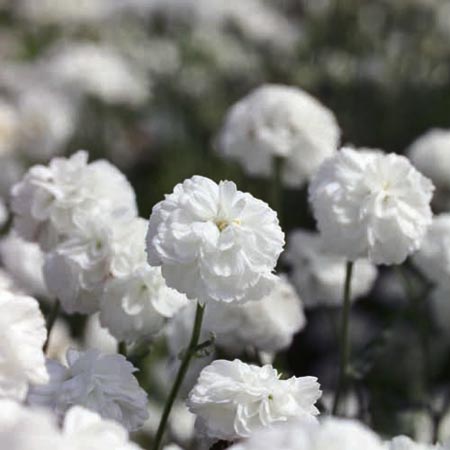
[
  {"x1": 216, "y1": 84, "x2": 340, "y2": 187},
  {"x1": 229, "y1": 417, "x2": 383, "y2": 450},
  {"x1": 163, "y1": 446, "x2": 184, "y2": 450},
  {"x1": 407, "y1": 129, "x2": 450, "y2": 209},
  {"x1": 27, "y1": 349, "x2": 148, "y2": 431},
  {"x1": 309, "y1": 147, "x2": 434, "y2": 265},
  {"x1": 46, "y1": 319, "x2": 78, "y2": 361},
  {"x1": 386, "y1": 436, "x2": 439, "y2": 450},
  {"x1": 284, "y1": 229, "x2": 377, "y2": 306},
  {"x1": 61, "y1": 405, "x2": 143, "y2": 450},
  {"x1": 187, "y1": 359, "x2": 321, "y2": 441},
  {"x1": 11, "y1": 150, "x2": 137, "y2": 250},
  {"x1": 0, "y1": 399, "x2": 62, "y2": 450},
  {"x1": 100, "y1": 218, "x2": 188, "y2": 343},
  {"x1": 412, "y1": 214, "x2": 450, "y2": 284},
  {"x1": 146, "y1": 175, "x2": 284, "y2": 303},
  {"x1": 0, "y1": 231, "x2": 49, "y2": 298},
  {"x1": 83, "y1": 314, "x2": 117, "y2": 354},
  {"x1": 0, "y1": 290, "x2": 48, "y2": 400},
  {"x1": 45, "y1": 43, "x2": 150, "y2": 106},
  {"x1": 167, "y1": 275, "x2": 305, "y2": 355}
]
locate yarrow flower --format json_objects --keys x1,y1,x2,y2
[
  {"x1": 407, "y1": 128, "x2": 450, "y2": 210},
  {"x1": 0, "y1": 289, "x2": 48, "y2": 400},
  {"x1": 412, "y1": 214, "x2": 450, "y2": 284},
  {"x1": 99, "y1": 218, "x2": 188, "y2": 343},
  {"x1": 229, "y1": 417, "x2": 383, "y2": 450},
  {"x1": 167, "y1": 275, "x2": 305, "y2": 355},
  {"x1": 146, "y1": 175, "x2": 284, "y2": 303},
  {"x1": 11, "y1": 150, "x2": 137, "y2": 251},
  {"x1": 309, "y1": 147, "x2": 434, "y2": 265},
  {"x1": 284, "y1": 229, "x2": 377, "y2": 306},
  {"x1": 216, "y1": 84, "x2": 340, "y2": 187},
  {"x1": 187, "y1": 359, "x2": 321, "y2": 441},
  {"x1": 27, "y1": 349, "x2": 148, "y2": 432}
]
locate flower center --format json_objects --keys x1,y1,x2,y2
[{"x1": 215, "y1": 218, "x2": 241, "y2": 232}]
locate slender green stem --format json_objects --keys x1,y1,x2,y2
[
  {"x1": 43, "y1": 299, "x2": 60, "y2": 354},
  {"x1": 332, "y1": 261, "x2": 354, "y2": 416},
  {"x1": 118, "y1": 341, "x2": 127, "y2": 357},
  {"x1": 153, "y1": 301, "x2": 205, "y2": 450},
  {"x1": 271, "y1": 156, "x2": 283, "y2": 223}
]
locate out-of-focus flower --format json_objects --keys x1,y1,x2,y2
[
  {"x1": 163, "y1": 446, "x2": 184, "y2": 450},
  {"x1": 27, "y1": 349, "x2": 148, "y2": 432},
  {"x1": 386, "y1": 435, "x2": 439, "y2": 450},
  {"x1": 46, "y1": 319, "x2": 78, "y2": 361},
  {"x1": 0, "y1": 231, "x2": 48, "y2": 298},
  {"x1": 0, "y1": 399, "x2": 62, "y2": 450},
  {"x1": 11, "y1": 150, "x2": 137, "y2": 250},
  {"x1": 61, "y1": 405, "x2": 143, "y2": 450},
  {"x1": 44, "y1": 43, "x2": 150, "y2": 106},
  {"x1": 413, "y1": 214, "x2": 450, "y2": 283},
  {"x1": 16, "y1": 88, "x2": 77, "y2": 161},
  {"x1": 216, "y1": 84, "x2": 340, "y2": 187},
  {"x1": 284, "y1": 229, "x2": 377, "y2": 306},
  {"x1": 100, "y1": 218, "x2": 187, "y2": 343},
  {"x1": 407, "y1": 129, "x2": 450, "y2": 210},
  {"x1": 83, "y1": 314, "x2": 117, "y2": 354},
  {"x1": 146, "y1": 175, "x2": 284, "y2": 303},
  {"x1": 167, "y1": 275, "x2": 305, "y2": 355},
  {"x1": 187, "y1": 359, "x2": 321, "y2": 441},
  {"x1": 0, "y1": 99, "x2": 18, "y2": 156},
  {"x1": 0, "y1": 290, "x2": 48, "y2": 400},
  {"x1": 229, "y1": 417, "x2": 383, "y2": 450},
  {"x1": 309, "y1": 147, "x2": 434, "y2": 265}
]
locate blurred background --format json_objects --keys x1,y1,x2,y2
[{"x1": 1, "y1": 0, "x2": 450, "y2": 446}]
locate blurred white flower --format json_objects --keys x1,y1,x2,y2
[
  {"x1": 45, "y1": 43, "x2": 150, "y2": 106},
  {"x1": 46, "y1": 319, "x2": 78, "y2": 361},
  {"x1": 412, "y1": 214, "x2": 450, "y2": 284},
  {"x1": 187, "y1": 359, "x2": 321, "y2": 441},
  {"x1": 83, "y1": 313, "x2": 117, "y2": 354},
  {"x1": 168, "y1": 275, "x2": 305, "y2": 355},
  {"x1": 11, "y1": 150, "x2": 137, "y2": 250},
  {"x1": 386, "y1": 435, "x2": 438, "y2": 450},
  {"x1": 27, "y1": 349, "x2": 148, "y2": 431},
  {"x1": 100, "y1": 218, "x2": 187, "y2": 343},
  {"x1": 229, "y1": 417, "x2": 383, "y2": 450},
  {"x1": 0, "y1": 290, "x2": 48, "y2": 400},
  {"x1": 16, "y1": 88, "x2": 77, "y2": 161},
  {"x1": 163, "y1": 446, "x2": 184, "y2": 450},
  {"x1": 407, "y1": 129, "x2": 450, "y2": 210},
  {"x1": 309, "y1": 147, "x2": 434, "y2": 265},
  {"x1": 61, "y1": 405, "x2": 143, "y2": 450},
  {"x1": 146, "y1": 175, "x2": 284, "y2": 303},
  {"x1": 0, "y1": 399, "x2": 62, "y2": 450},
  {"x1": 0, "y1": 99, "x2": 18, "y2": 156},
  {"x1": 0, "y1": 231, "x2": 48, "y2": 298},
  {"x1": 169, "y1": 402, "x2": 196, "y2": 444},
  {"x1": 217, "y1": 84, "x2": 340, "y2": 187},
  {"x1": 284, "y1": 229, "x2": 377, "y2": 306}
]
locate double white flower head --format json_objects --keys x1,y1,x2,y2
[
  {"x1": 309, "y1": 147, "x2": 434, "y2": 265},
  {"x1": 146, "y1": 175, "x2": 284, "y2": 303}
]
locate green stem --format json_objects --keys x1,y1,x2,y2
[
  {"x1": 153, "y1": 301, "x2": 205, "y2": 450},
  {"x1": 118, "y1": 341, "x2": 127, "y2": 357},
  {"x1": 43, "y1": 299, "x2": 60, "y2": 354},
  {"x1": 271, "y1": 156, "x2": 283, "y2": 223},
  {"x1": 332, "y1": 261, "x2": 354, "y2": 416}
]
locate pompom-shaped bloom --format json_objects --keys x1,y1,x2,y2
[
  {"x1": 146, "y1": 175, "x2": 284, "y2": 303},
  {"x1": 100, "y1": 218, "x2": 187, "y2": 343},
  {"x1": 187, "y1": 359, "x2": 321, "y2": 441},
  {"x1": 61, "y1": 405, "x2": 143, "y2": 450},
  {"x1": 386, "y1": 436, "x2": 439, "y2": 450},
  {"x1": 0, "y1": 290, "x2": 48, "y2": 400},
  {"x1": 229, "y1": 417, "x2": 383, "y2": 450},
  {"x1": 0, "y1": 231, "x2": 48, "y2": 298},
  {"x1": 309, "y1": 147, "x2": 434, "y2": 265},
  {"x1": 167, "y1": 275, "x2": 305, "y2": 355},
  {"x1": 0, "y1": 399, "x2": 62, "y2": 450},
  {"x1": 407, "y1": 129, "x2": 450, "y2": 210},
  {"x1": 11, "y1": 150, "x2": 137, "y2": 251},
  {"x1": 216, "y1": 84, "x2": 340, "y2": 187},
  {"x1": 27, "y1": 349, "x2": 148, "y2": 432},
  {"x1": 284, "y1": 229, "x2": 377, "y2": 306},
  {"x1": 412, "y1": 214, "x2": 450, "y2": 284}
]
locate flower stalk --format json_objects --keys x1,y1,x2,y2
[
  {"x1": 43, "y1": 299, "x2": 60, "y2": 354},
  {"x1": 153, "y1": 300, "x2": 205, "y2": 450},
  {"x1": 332, "y1": 261, "x2": 354, "y2": 415}
]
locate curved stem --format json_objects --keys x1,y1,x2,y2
[
  {"x1": 332, "y1": 261, "x2": 354, "y2": 416},
  {"x1": 43, "y1": 299, "x2": 60, "y2": 354},
  {"x1": 153, "y1": 301, "x2": 205, "y2": 450}
]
